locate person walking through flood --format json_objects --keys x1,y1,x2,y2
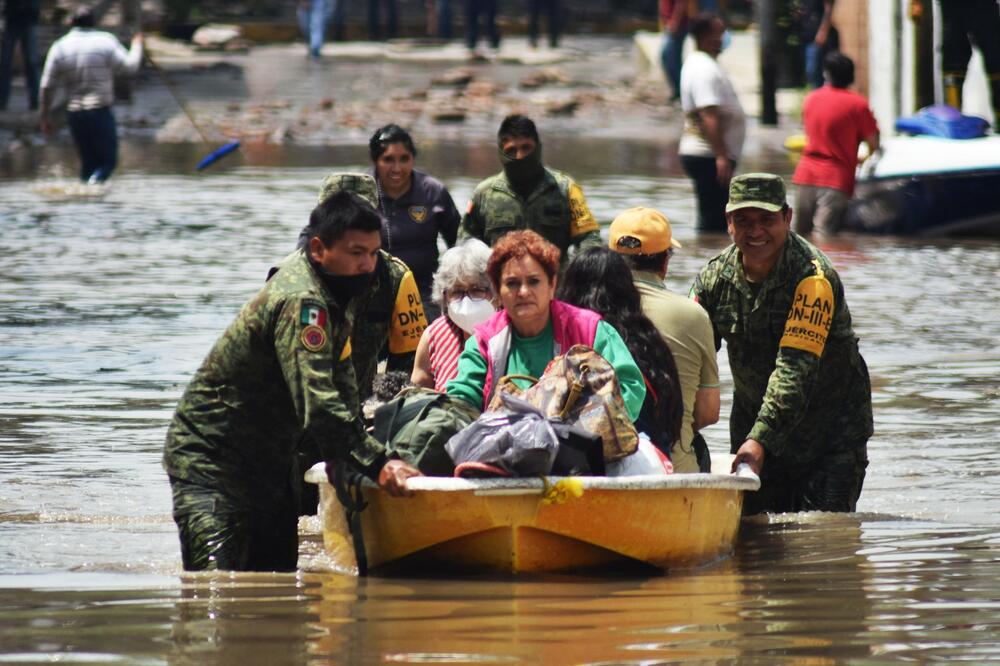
[
  {"x1": 164, "y1": 190, "x2": 421, "y2": 572},
  {"x1": 792, "y1": 51, "x2": 879, "y2": 237},
  {"x1": 460, "y1": 114, "x2": 601, "y2": 259},
  {"x1": 678, "y1": 12, "x2": 745, "y2": 233},
  {"x1": 369, "y1": 124, "x2": 461, "y2": 322},
  {"x1": 38, "y1": 6, "x2": 142, "y2": 183},
  {"x1": 690, "y1": 173, "x2": 872, "y2": 515}
]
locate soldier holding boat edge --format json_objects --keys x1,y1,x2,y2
[
  {"x1": 690, "y1": 173, "x2": 872, "y2": 515},
  {"x1": 164, "y1": 190, "x2": 420, "y2": 572}
]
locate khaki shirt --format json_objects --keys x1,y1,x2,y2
[{"x1": 633, "y1": 269, "x2": 719, "y2": 472}]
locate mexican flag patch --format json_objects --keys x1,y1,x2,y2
[{"x1": 300, "y1": 303, "x2": 327, "y2": 328}]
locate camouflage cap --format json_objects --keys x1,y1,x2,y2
[
  {"x1": 726, "y1": 173, "x2": 787, "y2": 213},
  {"x1": 317, "y1": 172, "x2": 379, "y2": 208}
]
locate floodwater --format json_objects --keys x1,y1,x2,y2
[{"x1": 2, "y1": 138, "x2": 1000, "y2": 664}]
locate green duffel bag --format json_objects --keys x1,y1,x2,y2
[{"x1": 372, "y1": 387, "x2": 481, "y2": 476}]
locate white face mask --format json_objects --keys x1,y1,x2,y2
[{"x1": 448, "y1": 296, "x2": 495, "y2": 334}]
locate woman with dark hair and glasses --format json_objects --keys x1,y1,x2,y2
[
  {"x1": 557, "y1": 246, "x2": 684, "y2": 458},
  {"x1": 369, "y1": 123, "x2": 461, "y2": 321}
]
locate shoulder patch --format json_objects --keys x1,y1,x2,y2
[
  {"x1": 301, "y1": 324, "x2": 328, "y2": 352},
  {"x1": 300, "y1": 303, "x2": 327, "y2": 327},
  {"x1": 339, "y1": 337, "x2": 352, "y2": 361},
  {"x1": 567, "y1": 183, "x2": 598, "y2": 236},
  {"x1": 780, "y1": 274, "x2": 834, "y2": 357}
]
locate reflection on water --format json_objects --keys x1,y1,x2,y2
[
  {"x1": 1, "y1": 138, "x2": 999, "y2": 662},
  {"x1": 1, "y1": 518, "x2": 998, "y2": 663}
]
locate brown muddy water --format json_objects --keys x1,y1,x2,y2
[{"x1": 1, "y1": 138, "x2": 999, "y2": 664}]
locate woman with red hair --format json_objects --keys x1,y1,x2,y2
[{"x1": 446, "y1": 230, "x2": 646, "y2": 419}]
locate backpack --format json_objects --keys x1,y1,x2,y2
[
  {"x1": 372, "y1": 387, "x2": 480, "y2": 476},
  {"x1": 487, "y1": 344, "x2": 640, "y2": 462}
]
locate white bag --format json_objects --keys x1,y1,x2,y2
[{"x1": 605, "y1": 435, "x2": 674, "y2": 476}]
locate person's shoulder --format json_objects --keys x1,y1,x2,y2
[
  {"x1": 384, "y1": 251, "x2": 414, "y2": 279},
  {"x1": 413, "y1": 170, "x2": 446, "y2": 192},
  {"x1": 472, "y1": 172, "x2": 504, "y2": 197},
  {"x1": 786, "y1": 233, "x2": 843, "y2": 281}
]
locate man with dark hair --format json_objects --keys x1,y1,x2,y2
[
  {"x1": 38, "y1": 6, "x2": 143, "y2": 183},
  {"x1": 792, "y1": 51, "x2": 879, "y2": 236},
  {"x1": 0, "y1": 0, "x2": 41, "y2": 110},
  {"x1": 691, "y1": 173, "x2": 872, "y2": 516},
  {"x1": 608, "y1": 207, "x2": 720, "y2": 473},
  {"x1": 679, "y1": 13, "x2": 745, "y2": 232},
  {"x1": 460, "y1": 114, "x2": 601, "y2": 257},
  {"x1": 164, "y1": 190, "x2": 421, "y2": 572}
]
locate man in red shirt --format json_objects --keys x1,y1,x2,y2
[{"x1": 792, "y1": 51, "x2": 879, "y2": 236}]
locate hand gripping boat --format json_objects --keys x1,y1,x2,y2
[{"x1": 305, "y1": 463, "x2": 761, "y2": 575}]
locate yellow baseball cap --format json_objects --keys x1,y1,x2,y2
[{"x1": 609, "y1": 207, "x2": 682, "y2": 255}]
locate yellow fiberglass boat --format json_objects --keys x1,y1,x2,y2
[{"x1": 304, "y1": 463, "x2": 760, "y2": 575}]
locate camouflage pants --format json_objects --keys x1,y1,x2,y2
[
  {"x1": 169, "y1": 478, "x2": 299, "y2": 572},
  {"x1": 742, "y1": 442, "x2": 868, "y2": 516}
]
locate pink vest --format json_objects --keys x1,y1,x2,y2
[{"x1": 473, "y1": 299, "x2": 602, "y2": 409}]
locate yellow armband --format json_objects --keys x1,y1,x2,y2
[
  {"x1": 780, "y1": 261, "x2": 834, "y2": 357},
  {"x1": 389, "y1": 271, "x2": 427, "y2": 354},
  {"x1": 567, "y1": 183, "x2": 599, "y2": 236}
]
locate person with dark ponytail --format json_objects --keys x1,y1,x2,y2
[
  {"x1": 368, "y1": 123, "x2": 461, "y2": 321},
  {"x1": 557, "y1": 247, "x2": 684, "y2": 457}
]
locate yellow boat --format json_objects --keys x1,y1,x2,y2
[{"x1": 305, "y1": 464, "x2": 760, "y2": 575}]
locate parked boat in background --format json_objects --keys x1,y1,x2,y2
[
  {"x1": 844, "y1": 106, "x2": 1000, "y2": 237},
  {"x1": 305, "y1": 463, "x2": 760, "y2": 575}
]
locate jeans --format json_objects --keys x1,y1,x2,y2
[
  {"x1": 680, "y1": 154, "x2": 734, "y2": 233},
  {"x1": 465, "y1": 0, "x2": 499, "y2": 50},
  {"x1": 660, "y1": 27, "x2": 687, "y2": 100},
  {"x1": 66, "y1": 107, "x2": 118, "y2": 183},
  {"x1": 368, "y1": 0, "x2": 398, "y2": 40},
  {"x1": 297, "y1": 0, "x2": 334, "y2": 56},
  {"x1": 0, "y1": 18, "x2": 40, "y2": 109},
  {"x1": 528, "y1": 0, "x2": 560, "y2": 48},
  {"x1": 436, "y1": 0, "x2": 453, "y2": 39},
  {"x1": 805, "y1": 41, "x2": 825, "y2": 89}
]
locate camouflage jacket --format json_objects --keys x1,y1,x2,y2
[
  {"x1": 352, "y1": 250, "x2": 427, "y2": 402},
  {"x1": 691, "y1": 232, "x2": 873, "y2": 464},
  {"x1": 459, "y1": 167, "x2": 601, "y2": 255},
  {"x1": 162, "y1": 250, "x2": 388, "y2": 508}
]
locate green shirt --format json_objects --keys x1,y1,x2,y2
[{"x1": 447, "y1": 319, "x2": 646, "y2": 421}]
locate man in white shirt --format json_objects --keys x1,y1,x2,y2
[
  {"x1": 38, "y1": 6, "x2": 142, "y2": 183},
  {"x1": 679, "y1": 13, "x2": 745, "y2": 232}
]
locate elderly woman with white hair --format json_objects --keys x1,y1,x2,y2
[{"x1": 411, "y1": 238, "x2": 496, "y2": 391}]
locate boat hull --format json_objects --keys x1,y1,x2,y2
[
  {"x1": 305, "y1": 471, "x2": 760, "y2": 575},
  {"x1": 843, "y1": 135, "x2": 1000, "y2": 237}
]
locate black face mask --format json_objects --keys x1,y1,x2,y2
[
  {"x1": 314, "y1": 263, "x2": 375, "y2": 303},
  {"x1": 499, "y1": 142, "x2": 545, "y2": 193}
]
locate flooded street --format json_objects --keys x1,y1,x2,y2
[{"x1": 1, "y1": 137, "x2": 1000, "y2": 663}]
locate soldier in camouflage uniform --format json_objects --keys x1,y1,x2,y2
[
  {"x1": 164, "y1": 190, "x2": 421, "y2": 572},
  {"x1": 309, "y1": 173, "x2": 427, "y2": 403},
  {"x1": 690, "y1": 173, "x2": 872, "y2": 515},
  {"x1": 460, "y1": 114, "x2": 602, "y2": 257}
]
